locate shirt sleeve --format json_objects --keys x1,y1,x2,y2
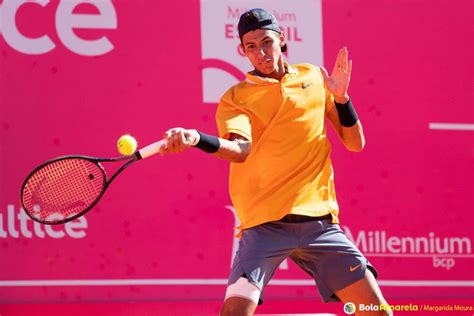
[{"x1": 215, "y1": 88, "x2": 252, "y2": 141}]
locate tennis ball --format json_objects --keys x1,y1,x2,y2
[{"x1": 117, "y1": 134, "x2": 137, "y2": 155}]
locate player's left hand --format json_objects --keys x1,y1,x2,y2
[{"x1": 320, "y1": 47, "x2": 352, "y2": 103}]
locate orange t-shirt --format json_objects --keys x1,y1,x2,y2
[{"x1": 216, "y1": 63, "x2": 339, "y2": 230}]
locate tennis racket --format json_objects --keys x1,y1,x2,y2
[{"x1": 20, "y1": 140, "x2": 166, "y2": 225}]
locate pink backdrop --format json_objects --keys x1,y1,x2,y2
[{"x1": 1, "y1": 0, "x2": 473, "y2": 305}]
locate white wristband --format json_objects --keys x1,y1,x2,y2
[{"x1": 189, "y1": 129, "x2": 201, "y2": 146}]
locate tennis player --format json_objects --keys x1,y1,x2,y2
[{"x1": 160, "y1": 8, "x2": 391, "y2": 316}]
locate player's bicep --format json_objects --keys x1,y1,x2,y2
[{"x1": 216, "y1": 99, "x2": 252, "y2": 141}]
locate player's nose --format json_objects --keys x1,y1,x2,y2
[{"x1": 256, "y1": 47, "x2": 266, "y2": 57}]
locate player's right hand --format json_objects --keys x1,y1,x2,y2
[{"x1": 160, "y1": 128, "x2": 200, "y2": 156}]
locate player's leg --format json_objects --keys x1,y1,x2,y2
[
  {"x1": 335, "y1": 269, "x2": 392, "y2": 316},
  {"x1": 293, "y1": 217, "x2": 391, "y2": 315},
  {"x1": 221, "y1": 297, "x2": 256, "y2": 316},
  {"x1": 220, "y1": 278, "x2": 259, "y2": 316},
  {"x1": 220, "y1": 221, "x2": 298, "y2": 316}
]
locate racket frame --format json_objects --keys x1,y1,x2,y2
[{"x1": 20, "y1": 153, "x2": 139, "y2": 225}]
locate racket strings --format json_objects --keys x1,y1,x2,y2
[{"x1": 22, "y1": 159, "x2": 105, "y2": 222}]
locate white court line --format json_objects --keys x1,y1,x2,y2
[
  {"x1": 0, "y1": 279, "x2": 472, "y2": 287},
  {"x1": 429, "y1": 123, "x2": 474, "y2": 131},
  {"x1": 365, "y1": 253, "x2": 474, "y2": 258}
]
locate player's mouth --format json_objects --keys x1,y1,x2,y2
[
  {"x1": 257, "y1": 59, "x2": 274, "y2": 73},
  {"x1": 259, "y1": 59, "x2": 273, "y2": 69}
]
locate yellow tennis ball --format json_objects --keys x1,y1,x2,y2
[{"x1": 117, "y1": 134, "x2": 137, "y2": 155}]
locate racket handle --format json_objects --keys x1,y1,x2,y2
[{"x1": 137, "y1": 140, "x2": 166, "y2": 159}]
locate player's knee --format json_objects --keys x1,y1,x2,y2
[
  {"x1": 221, "y1": 297, "x2": 255, "y2": 316},
  {"x1": 222, "y1": 277, "x2": 260, "y2": 315}
]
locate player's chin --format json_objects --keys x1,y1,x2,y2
[{"x1": 256, "y1": 65, "x2": 275, "y2": 75}]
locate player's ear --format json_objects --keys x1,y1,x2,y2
[
  {"x1": 240, "y1": 43, "x2": 245, "y2": 53},
  {"x1": 279, "y1": 31, "x2": 286, "y2": 48}
]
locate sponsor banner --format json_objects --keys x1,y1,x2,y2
[
  {"x1": 200, "y1": 0, "x2": 324, "y2": 103},
  {"x1": 1, "y1": 0, "x2": 117, "y2": 56}
]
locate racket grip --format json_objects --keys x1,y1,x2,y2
[{"x1": 137, "y1": 140, "x2": 166, "y2": 159}]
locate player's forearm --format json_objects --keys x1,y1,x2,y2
[
  {"x1": 190, "y1": 130, "x2": 250, "y2": 163},
  {"x1": 334, "y1": 98, "x2": 365, "y2": 152},
  {"x1": 212, "y1": 138, "x2": 251, "y2": 163},
  {"x1": 160, "y1": 128, "x2": 251, "y2": 162},
  {"x1": 340, "y1": 121, "x2": 365, "y2": 152}
]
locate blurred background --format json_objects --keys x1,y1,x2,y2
[{"x1": 1, "y1": 0, "x2": 473, "y2": 315}]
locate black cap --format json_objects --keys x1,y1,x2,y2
[{"x1": 238, "y1": 8, "x2": 287, "y2": 52}]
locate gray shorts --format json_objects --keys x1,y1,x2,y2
[{"x1": 228, "y1": 215, "x2": 378, "y2": 304}]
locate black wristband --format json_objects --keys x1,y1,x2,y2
[
  {"x1": 195, "y1": 131, "x2": 220, "y2": 153},
  {"x1": 335, "y1": 99, "x2": 359, "y2": 127}
]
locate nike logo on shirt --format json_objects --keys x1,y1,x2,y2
[{"x1": 349, "y1": 264, "x2": 362, "y2": 272}]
